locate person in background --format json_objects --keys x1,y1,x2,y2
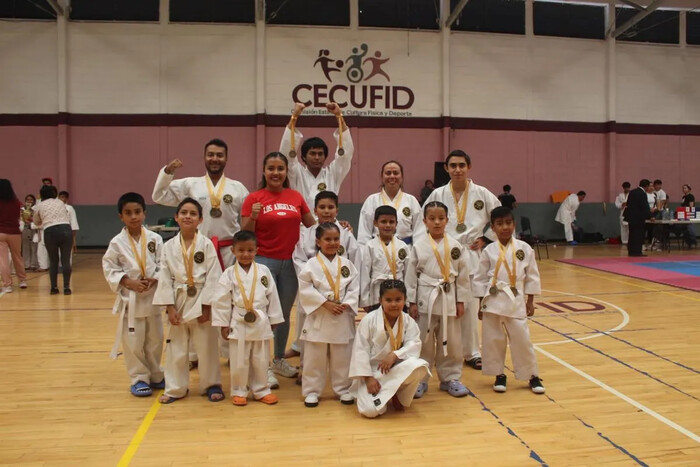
[
  {"x1": 58, "y1": 191, "x2": 80, "y2": 263},
  {"x1": 498, "y1": 185, "x2": 517, "y2": 210},
  {"x1": 33, "y1": 185, "x2": 72, "y2": 295},
  {"x1": 419, "y1": 180, "x2": 434, "y2": 206},
  {"x1": 20, "y1": 194, "x2": 39, "y2": 271},
  {"x1": 681, "y1": 184, "x2": 696, "y2": 248},
  {"x1": 624, "y1": 179, "x2": 653, "y2": 257},
  {"x1": 653, "y1": 179, "x2": 667, "y2": 211},
  {"x1": 0, "y1": 179, "x2": 27, "y2": 293},
  {"x1": 614, "y1": 182, "x2": 631, "y2": 245},
  {"x1": 555, "y1": 191, "x2": 585, "y2": 245}
]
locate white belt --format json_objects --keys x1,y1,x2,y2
[
  {"x1": 418, "y1": 275, "x2": 453, "y2": 356},
  {"x1": 482, "y1": 280, "x2": 525, "y2": 315},
  {"x1": 370, "y1": 273, "x2": 395, "y2": 302},
  {"x1": 109, "y1": 290, "x2": 137, "y2": 359},
  {"x1": 230, "y1": 307, "x2": 264, "y2": 368}
]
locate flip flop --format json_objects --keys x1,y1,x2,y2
[
  {"x1": 130, "y1": 381, "x2": 153, "y2": 397},
  {"x1": 465, "y1": 357, "x2": 482, "y2": 370},
  {"x1": 150, "y1": 379, "x2": 165, "y2": 390},
  {"x1": 206, "y1": 385, "x2": 225, "y2": 402},
  {"x1": 160, "y1": 389, "x2": 188, "y2": 404}
]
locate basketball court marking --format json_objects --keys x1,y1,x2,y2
[{"x1": 117, "y1": 391, "x2": 164, "y2": 467}]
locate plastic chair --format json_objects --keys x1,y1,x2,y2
[{"x1": 520, "y1": 216, "x2": 549, "y2": 260}]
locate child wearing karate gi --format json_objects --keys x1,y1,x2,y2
[
  {"x1": 298, "y1": 222, "x2": 359, "y2": 408},
  {"x1": 406, "y1": 201, "x2": 471, "y2": 398},
  {"x1": 350, "y1": 279, "x2": 429, "y2": 418},
  {"x1": 102, "y1": 192, "x2": 164, "y2": 397},
  {"x1": 212, "y1": 230, "x2": 284, "y2": 406},
  {"x1": 473, "y1": 206, "x2": 545, "y2": 394},
  {"x1": 359, "y1": 205, "x2": 410, "y2": 311},
  {"x1": 153, "y1": 197, "x2": 224, "y2": 403}
]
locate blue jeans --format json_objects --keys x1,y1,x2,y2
[{"x1": 256, "y1": 256, "x2": 298, "y2": 360}]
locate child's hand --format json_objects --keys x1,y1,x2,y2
[
  {"x1": 470, "y1": 238, "x2": 486, "y2": 251},
  {"x1": 526, "y1": 297, "x2": 535, "y2": 317},
  {"x1": 338, "y1": 220, "x2": 353, "y2": 233},
  {"x1": 365, "y1": 376, "x2": 381, "y2": 396},
  {"x1": 408, "y1": 304, "x2": 418, "y2": 320},
  {"x1": 220, "y1": 327, "x2": 230, "y2": 340},
  {"x1": 322, "y1": 301, "x2": 345, "y2": 315},
  {"x1": 378, "y1": 353, "x2": 398, "y2": 374},
  {"x1": 292, "y1": 101, "x2": 306, "y2": 118},
  {"x1": 122, "y1": 277, "x2": 147, "y2": 293},
  {"x1": 456, "y1": 302, "x2": 465, "y2": 318},
  {"x1": 478, "y1": 311, "x2": 483, "y2": 320},
  {"x1": 166, "y1": 306, "x2": 181, "y2": 325},
  {"x1": 143, "y1": 277, "x2": 158, "y2": 291},
  {"x1": 271, "y1": 324, "x2": 278, "y2": 331},
  {"x1": 198, "y1": 305, "x2": 211, "y2": 323}
]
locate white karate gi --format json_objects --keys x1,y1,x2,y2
[
  {"x1": 102, "y1": 228, "x2": 164, "y2": 385},
  {"x1": 615, "y1": 192, "x2": 629, "y2": 244},
  {"x1": 359, "y1": 236, "x2": 410, "y2": 308},
  {"x1": 349, "y1": 308, "x2": 430, "y2": 418},
  {"x1": 152, "y1": 169, "x2": 249, "y2": 268},
  {"x1": 291, "y1": 222, "x2": 361, "y2": 352},
  {"x1": 357, "y1": 191, "x2": 422, "y2": 245},
  {"x1": 212, "y1": 263, "x2": 284, "y2": 399},
  {"x1": 153, "y1": 233, "x2": 222, "y2": 399},
  {"x1": 555, "y1": 193, "x2": 580, "y2": 242},
  {"x1": 405, "y1": 234, "x2": 471, "y2": 383},
  {"x1": 419, "y1": 181, "x2": 500, "y2": 361},
  {"x1": 298, "y1": 254, "x2": 359, "y2": 398},
  {"x1": 279, "y1": 126, "x2": 354, "y2": 213},
  {"x1": 472, "y1": 239, "x2": 541, "y2": 380}
]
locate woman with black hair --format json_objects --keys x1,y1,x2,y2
[
  {"x1": 0, "y1": 179, "x2": 27, "y2": 293},
  {"x1": 33, "y1": 185, "x2": 73, "y2": 294}
]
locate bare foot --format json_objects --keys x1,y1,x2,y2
[{"x1": 284, "y1": 348, "x2": 301, "y2": 359}]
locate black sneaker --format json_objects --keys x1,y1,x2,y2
[
  {"x1": 50, "y1": 288, "x2": 59, "y2": 295},
  {"x1": 493, "y1": 374, "x2": 507, "y2": 393},
  {"x1": 63, "y1": 288, "x2": 72, "y2": 295},
  {"x1": 529, "y1": 376, "x2": 545, "y2": 394}
]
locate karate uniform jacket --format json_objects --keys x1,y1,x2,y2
[
  {"x1": 555, "y1": 193, "x2": 580, "y2": 225},
  {"x1": 357, "y1": 191, "x2": 422, "y2": 245},
  {"x1": 298, "y1": 254, "x2": 360, "y2": 344},
  {"x1": 292, "y1": 221, "x2": 361, "y2": 275},
  {"x1": 359, "y1": 236, "x2": 410, "y2": 308},
  {"x1": 472, "y1": 239, "x2": 541, "y2": 319},
  {"x1": 153, "y1": 233, "x2": 222, "y2": 322}
]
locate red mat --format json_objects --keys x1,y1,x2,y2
[{"x1": 557, "y1": 255, "x2": 700, "y2": 292}]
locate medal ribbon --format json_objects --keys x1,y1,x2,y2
[
  {"x1": 126, "y1": 227, "x2": 147, "y2": 278},
  {"x1": 289, "y1": 115, "x2": 297, "y2": 155},
  {"x1": 492, "y1": 240, "x2": 517, "y2": 289},
  {"x1": 450, "y1": 181, "x2": 469, "y2": 228},
  {"x1": 317, "y1": 253, "x2": 341, "y2": 302},
  {"x1": 179, "y1": 232, "x2": 197, "y2": 290},
  {"x1": 380, "y1": 188, "x2": 403, "y2": 210},
  {"x1": 379, "y1": 238, "x2": 397, "y2": 279},
  {"x1": 428, "y1": 235, "x2": 451, "y2": 284},
  {"x1": 234, "y1": 262, "x2": 257, "y2": 312},
  {"x1": 337, "y1": 115, "x2": 344, "y2": 153},
  {"x1": 205, "y1": 174, "x2": 226, "y2": 210},
  {"x1": 383, "y1": 312, "x2": 404, "y2": 351}
]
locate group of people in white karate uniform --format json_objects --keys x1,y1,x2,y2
[{"x1": 101, "y1": 102, "x2": 545, "y2": 418}]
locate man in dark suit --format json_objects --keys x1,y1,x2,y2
[{"x1": 624, "y1": 179, "x2": 653, "y2": 257}]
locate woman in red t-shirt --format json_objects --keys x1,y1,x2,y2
[
  {"x1": 241, "y1": 152, "x2": 315, "y2": 382},
  {"x1": 0, "y1": 179, "x2": 27, "y2": 293}
]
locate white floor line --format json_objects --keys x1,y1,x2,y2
[{"x1": 535, "y1": 345, "x2": 700, "y2": 444}]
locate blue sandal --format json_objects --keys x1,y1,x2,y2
[
  {"x1": 130, "y1": 381, "x2": 153, "y2": 397},
  {"x1": 206, "y1": 385, "x2": 225, "y2": 402},
  {"x1": 150, "y1": 379, "x2": 165, "y2": 390}
]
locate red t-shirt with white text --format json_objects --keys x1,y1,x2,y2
[{"x1": 241, "y1": 188, "x2": 310, "y2": 259}]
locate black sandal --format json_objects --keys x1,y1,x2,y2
[
  {"x1": 206, "y1": 385, "x2": 225, "y2": 402},
  {"x1": 465, "y1": 357, "x2": 482, "y2": 370}
]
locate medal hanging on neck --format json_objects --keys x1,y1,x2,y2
[
  {"x1": 317, "y1": 253, "x2": 342, "y2": 303},
  {"x1": 337, "y1": 114, "x2": 345, "y2": 156},
  {"x1": 383, "y1": 311, "x2": 404, "y2": 351},
  {"x1": 379, "y1": 237, "x2": 398, "y2": 279},
  {"x1": 450, "y1": 181, "x2": 469, "y2": 233},
  {"x1": 491, "y1": 240, "x2": 517, "y2": 296},
  {"x1": 206, "y1": 174, "x2": 226, "y2": 218},
  {"x1": 180, "y1": 232, "x2": 198, "y2": 297},
  {"x1": 380, "y1": 188, "x2": 403, "y2": 211},
  {"x1": 126, "y1": 226, "x2": 147, "y2": 279},
  {"x1": 234, "y1": 262, "x2": 258, "y2": 323},
  {"x1": 289, "y1": 115, "x2": 298, "y2": 158},
  {"x1": 428, "y1": 235, "x2": 451, "y2": 293}
]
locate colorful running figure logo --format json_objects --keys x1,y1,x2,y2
[
  {"x1": 363, "y1": 50, "x2": 390, "y2": 82},
  {"x1": 345, "y1": 43, "x2": 369, "y2": 83},
  {"x1": 314, "y1": 49, "x2": 344, "y2": 82}
]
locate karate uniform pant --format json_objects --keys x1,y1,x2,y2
[
  {"x1": 619, "y1": 219, "x2": 629, "y2": 244},
  {"x1": 563, "y1": 222, "x2": 574, "y2": 242},
  {"x1": 461, "y1": 289, "x2": 481, "y2": 360},
  {"x1": 164, "y1": 320, "x2": 221, "y2": 398},
  {"x1": 359, "y1": 365, "x2": 426, "y2": 418},
  {"x1": 228, "y1": 339, "x2": 271, "y2": 399},
  {"x1": 418, "y1": 314, "x2": 463, "y2": 383},
  {"x1": 290, "y1": 298, "x2": 305, "y2": 353},
  {"x1": 37, "y1": 237, "x2": 48, "y2": 270},
  {"x1": 481, "y1": 313, "x2": 538, "y2": 381},
  {"x1": 121, "y1": 314, "x2": 164, "y2": 385},
  {"x1": 302, "y1": 341, "x2": 352, "y2": 397},
  {"x1": 21, "y1": 228, "x2": 38, "y2": 269}
]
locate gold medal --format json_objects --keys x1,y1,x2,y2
[
  {"x1": 511, "y1": 286, "x2": 519, "y2": 296},
  {"x1": 205, "y1": 174, "x2": 226, "y2": 216},
  {"x1": 336, "y1": 114, "x2": 345, "y2": 157},
  {"x1": 180, "y1": 232, "x2": 198, "y2": 299},
  {"x1": 489, "y1": 286, "x2": 498, "y2": 295},
  {"x1": 456, "y1": 223, "x2": 466, "y2": 233},
  {"x1": 289, "y1": 149, "x2": 297, "y2": 158},
  {"x1": 234, "y1": 263, "x2": 258, "y2": 325},
  {"x1": 338, "y1": 147, "x2": 345, "y2": 156},
  {"x1": 317, "y1": 253, "x2": 342, "y2": 302},
  {"x1": 450, "y1": 181, "x2": 469, "y2": 232},
  {"x1": 210, "y1": 207, "x2": 222, "y2": 218},
  {"x1": 187, "y1": 285, "x2": 197, "y2": 297},
  {"x1": 244, "y1": 311, "x2": 257, "y2": 323},
  {"x1": 442, "y1": 282, "x2": 451, "y2": 293}
]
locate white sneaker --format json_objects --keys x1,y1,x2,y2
[
  {"x1": 267, "y1": 368, "x2": 280, "y2": 389},
  {"x1": 339, "y1": 393, "x2": 355, "y2": 405},
  {"x1": 19, "y1": 281, "x2": 27, "y2": 289},
  {"x1": 272, "y1": 358, "x2": 299, "y2": 378},
  {"x1": 304, "y1": 393, "x2": 319, "y2": 408},
  {"x1": 1, "y1": 286, "x2": 13, "y2": 294}
]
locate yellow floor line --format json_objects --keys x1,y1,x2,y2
[{"x1": 117, "y1": 391, "x2": 163, "y2": 467}]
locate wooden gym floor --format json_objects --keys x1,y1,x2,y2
[{"x1": 0, "y1": 244, "x2": 698, "y2": 466}]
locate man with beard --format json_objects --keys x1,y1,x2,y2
[{"x1": 152, "y1": 139, "x2": 249, "y2": 269}]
